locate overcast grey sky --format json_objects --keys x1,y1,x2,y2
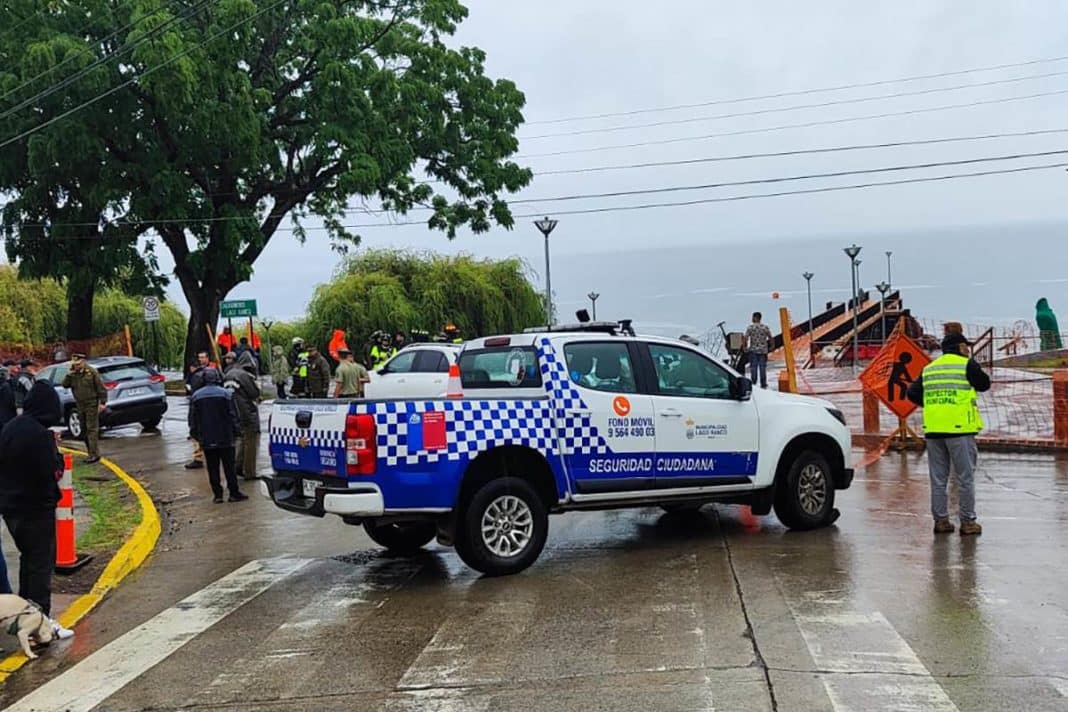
[{"x1": 161, "y1": 0, "x2": 1068, "y2": 323}]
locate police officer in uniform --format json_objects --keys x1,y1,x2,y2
[
  {"x1": 907, "y1": 332, "x2": 991, "y2": 536},
  {"x1": 62, "y1": 354, "x2": 107, "y2": 463}
]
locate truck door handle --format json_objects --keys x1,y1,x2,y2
[
  {"x1": 659, "y1": 409, "x2": 683, "y2": 418},
  {"x1": 567, "y1": 408, "x2": 592, "y2": 416}
]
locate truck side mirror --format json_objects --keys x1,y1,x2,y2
[{"x1": 731, "y1": 376, "x2": 753, "y2": 401}]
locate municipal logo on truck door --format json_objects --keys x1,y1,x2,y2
[{"x1": 612, "y1": 396, "x2": 631, "y2": 417}]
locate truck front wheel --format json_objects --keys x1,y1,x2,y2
[
  {"x1": 455, "y1": 477, "x2": 548, "y2": 576},
  {"x1": 774, "y1": 451, "x2": 837, "y2": 530},
  {"x1": 362, "y1": 520, "x2": 437, "y2": 555}
]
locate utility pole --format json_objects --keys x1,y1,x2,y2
[{"x1": 587, "y1": 292, "x2": 600, "y2": 321}]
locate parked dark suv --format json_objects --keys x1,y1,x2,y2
[{"x1": 37, "y1": 356, "x2": 168, "y2": 437}]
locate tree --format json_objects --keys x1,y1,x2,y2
[
  {"x1": 305, "y1": 249, "x2": 544, "y2": 349},
  {"x1": 0, "y1": 0, "x2": 165, "y2": 339},
  {"x1": 15, "y1": 0, "x2": 530, "y2": 365}
]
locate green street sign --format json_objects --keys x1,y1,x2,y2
[{"x1": 221, "y1": 299, "x2": 258, "y2": 318}]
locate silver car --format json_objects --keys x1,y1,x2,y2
[{"x1": 37, "y1": 356, "x2": 169, "y2": 437}]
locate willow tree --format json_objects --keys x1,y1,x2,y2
[{"x1": 305, "y1": 249, "x2": 544, "y2": 348}]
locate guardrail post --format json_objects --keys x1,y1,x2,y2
[
  {"x1": 1054, "y1": 370, "x2": 1068, "y2": 444},
  {"x1": 863, "y1": 390, "x2": 881, "y2": 434}
]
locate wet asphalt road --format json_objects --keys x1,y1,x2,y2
[{"x1": 2, "y1": 397, "x2": 1067, "y2": 711}]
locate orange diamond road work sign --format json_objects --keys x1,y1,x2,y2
[{"x1": 859, "y1": 332, "x2": 932, "y2": 419}]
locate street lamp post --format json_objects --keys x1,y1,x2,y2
[
  {"x1": 876, "y1": 281, "x2": 890, "y2": 345},
  {"x1": 534, "y1": 217, "x2": 558, "y2": 326},
  {"x1": 885, "y1": 251, "x2": 893, "y2": 287},
  {"x1": 802, "y1": 272, "x2": 814, "y2": 364},
  {"x1": 587, "y1": 292, "x2": 600, "y2": 321},
  {"x1": 844, "y1": 244, "x2": 862, "y2": 374}
]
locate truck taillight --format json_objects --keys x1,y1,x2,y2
[{"x1": 345, "y1": 413, "x2": 376, "y2": 476}]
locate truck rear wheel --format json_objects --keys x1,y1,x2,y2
[
  {"x1": 362, "y1": 520, "x2": 436, "y2": 555},
  {"x1": 455, "y1": 477, "x2": 548, "y2": 576},
  {"x1": 774, "y1": 451, "x2": 837, "y2": 530}
]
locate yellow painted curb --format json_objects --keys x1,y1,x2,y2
[{"x1": 0, "y1": 450, "x2": 161, "y2": 682}]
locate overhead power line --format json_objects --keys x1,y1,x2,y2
[
  {"x1": 339, "y1": 160, "x2": 1068, "y2": 227},
  {"x1": 8, "y1": 157, "x2": 1066, "y2": 240},
  {"x1": 526, "y1": 54, "x2": 1068, "y2": 125},
  {"x1": 22, "y1": 149, "x2": 1068, "y2": 229},
  {"x1": 534, "y1": 127, "x2": 1068, "y2": 176},
  {"x1": 0, "y1": 0, "x2": 212, "y2": 124},
  {"x1": 520, "y1": 69, "x2": 1068, "y2": 140},
  {"x1": 520, "y1": 87, "x2": 1068, "y2": 159},
  {"x1": 0, "y1": 0, "x2": 292, "y2": 151},
  {"x1": 509, "y1": 148, "x2": 1068, "y2": 205},
  {"x1": 10, "y1": 159, "x2": 1068, "y2": 239}
]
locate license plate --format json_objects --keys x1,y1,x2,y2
[
  {"x1": 302, "y1": 479, "x2": 321, "y2": 498},
  {"x1": 125, "y1": 387, "x2": 149, "y2": 397}
]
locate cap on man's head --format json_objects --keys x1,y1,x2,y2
[
  {"x1": 1, "y1": 359, "x2": 14, "y2": 367},
  {"x1": 19, "y1": 359, "x2": 35, "y2": 368},
  {"x1": 337, "y1": 347, "x2": 351, "y2": 356},
  {"x1": 71, "y1": 353, "x2": 86, "y2": 361},
  {"x1": 223, "y1": 352, "x2": 237, "y2": 360},
  {"x1": 941, "y1": 332, "x2": 972, "y2": 353}
]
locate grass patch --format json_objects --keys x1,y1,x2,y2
[{"x1": 72, "y1": 460, "x2": 142, "y2": 552}]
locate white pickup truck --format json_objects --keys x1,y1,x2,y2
[{"x1": 262, "y1": 323, "x2": 853, "y2": 576}]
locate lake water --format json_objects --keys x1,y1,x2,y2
[{"x1": 549, "y1": 221, "x2": 1064, "y2": 341}]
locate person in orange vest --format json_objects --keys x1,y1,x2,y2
[
  {"x1": 217, "y1": 326, "x2": 237, "y2": 353},
  {"x1": 328, "y1": 329, "x2": 349, "y2": 364}
]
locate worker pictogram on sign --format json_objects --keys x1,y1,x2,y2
[{"x1": 860, "y1": 332, "x2": 932, "y2": 419}]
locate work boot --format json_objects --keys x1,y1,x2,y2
[
  {"x1": 229, "y1": 492, "x2": 249, "y2": 502},
  {"x1": 933, "y1": 519, "x2": 955, "y2": 534},
  {"x1": 960, "y1": 519, "x2": 983, "y2": 536},
  {"x1": 185, "y1": 460, "x2": 204, "y2": 470}
]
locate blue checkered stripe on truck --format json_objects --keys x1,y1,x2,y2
[
  {"x1": 354, "y1": 400, "x2": 556, "y2": 467},
  {"x1": 273, "y1": 426, "x2": 345, "y2": 449},
  {"x1": 353, "y1": 339, "x2": 612, "y2": 467},
  {"x1": 537, "y1": 337, "x2": 610, "y2": 456}
]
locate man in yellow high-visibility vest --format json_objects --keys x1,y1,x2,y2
[{"x1": 907, "y1": 332, "x2": 991, "y2": 536}]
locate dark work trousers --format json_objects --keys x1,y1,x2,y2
[
  {"x1": 4, "y1": 510, "x2": 56, "y2": 615},
  {"x1": 204, "y1": 447, "x2": 241, "y2": 498},
  {"x1": 275, "y1": 381, "x2": 287, "y2": 399}
]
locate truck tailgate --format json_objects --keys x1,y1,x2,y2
[{"x1": 269, "y1": 400, "x2": 350, "y2": 477}]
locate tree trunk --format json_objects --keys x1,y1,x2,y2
[
  {"x1": 184, "y1": 290, "x2": 222, "y2": 369},
  {"x1": 66, "y1": 270, "x2": 97, "y2": 342}
]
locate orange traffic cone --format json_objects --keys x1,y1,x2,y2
[
  {"x1": 56, "y1": 453, "x2": 93, "y2": 574},
  {"x1": 445, "y1": 363, "x2": 463, "y2": 398}
]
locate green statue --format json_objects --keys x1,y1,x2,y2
[{"x1": 1036, "y1": 297, "x2": 1062, "y2": 351}]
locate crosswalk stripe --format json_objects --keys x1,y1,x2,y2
[
  {"x1": 780, "y1": 580, "x2": 960, "y2": 712},
  {"x1": 201, "y1": 557, "x2": 423, "y2": 702},
  {"x1": 7, "y1": 557, "x2": 311, "y2": 712}
]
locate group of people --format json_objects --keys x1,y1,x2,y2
[
  {"x1": 0, "y1": 357, "x2": 86, "y2": 642},
  {"x1": 270, "y1": 324, "x2": 463, "y2": 400}
]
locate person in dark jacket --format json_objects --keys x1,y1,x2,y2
[
  {"x1": 0, "y1": 371, "x2": 16, "y2": 430},
  {"x1": 189, "y1": 368, "x2": 248, "y2": 503},
  {"x1": 0, "y1": 381, "x2": 64, "y2": 615},
  {"x1": 184, "y1": 352, "x2": 220, "y2": 470},
  {"x1": 223, "y1": 352, "x2": 261, "y2": 480},
  {"x1": 306, "y1": 345, "x2": 332, "y2": 398}
]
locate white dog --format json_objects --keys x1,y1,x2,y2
[{"x1": 0, "y1": 594, "x2": 55, "y2": 658}]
